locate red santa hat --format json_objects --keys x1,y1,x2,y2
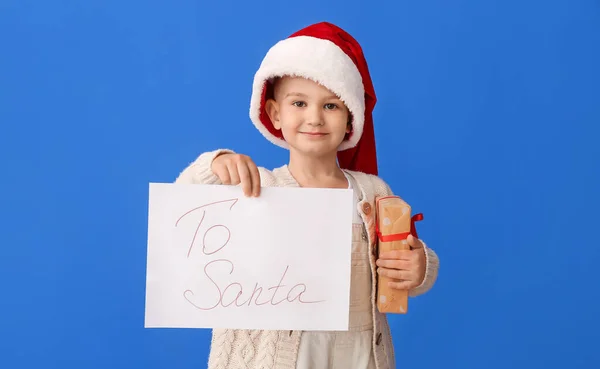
[{"x1": 249, "y1": 22, "x2": 379, "y2": 175}]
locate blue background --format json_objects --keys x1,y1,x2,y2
[{"x1": 1, "y1": 0, "x2": 599, "y2": 368}]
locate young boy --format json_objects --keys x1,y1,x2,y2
[{"x1": 175, "y1": 22, "x2": 439, "y2": 369}]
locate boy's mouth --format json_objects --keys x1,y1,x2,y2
[{"x1": 300, "y1": 132, "x2": 328, "y2": 136}]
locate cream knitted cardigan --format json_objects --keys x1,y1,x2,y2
[{"x1": 175, "y1": 149, "x2": 440, "y2": 369}]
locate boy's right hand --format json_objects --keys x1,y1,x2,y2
[{"x1": 211, "y1": 153, "x2": 261, "y2": 197}]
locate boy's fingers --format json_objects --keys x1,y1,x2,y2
[
  {"x1": 408, "y1": 235, "x2": 424, "y2": 249},
  {"x1": 227, "y1": 163, "x2": 241, "y2": 185},
  {"x1": 376, "y1": 259, "x2": 411, "y2": 270},
  {"x1": 377, "y1": 268, "x2": 413, "y2": 281},
  {"x1": 248, "y1": 162, "x2": 261, "y2": 196},
  {"x1": 214, "y1": 165, "x2": 231, "y2": 184},
  {"x1": 237, "y1": 161, "x2": 253, "y2": 197},
  {"x1": 378, "y1": 249, "x2": 411, "y2": 261}
]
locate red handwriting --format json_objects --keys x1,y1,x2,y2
[
  {"x1": 183, "y1": 259, "x2": 324, "y2": 310},
  {"x1": 176, "y1": 198, "x2": 325, "y2": 310},
  {"x1": 175, "y1": 199, "x2": 238, "y2": 258}
]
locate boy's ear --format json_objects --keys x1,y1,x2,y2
[
  {"x1": 265, "y1": 99, "x2": 281, "y2": 130},
  {"x1": 345, "y1": 112, "x2": 354, "y2": 134}
]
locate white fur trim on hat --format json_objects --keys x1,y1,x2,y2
[{"x1": 249, "y1": 35, "x2": 365, "y2": 151}]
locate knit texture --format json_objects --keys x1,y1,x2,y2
[{"x1": 174, "y1": 150, "x2": 440, "y2": 369}]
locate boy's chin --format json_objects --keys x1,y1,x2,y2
[{"x1": 289, "y1": 145, "x2": 340, "y2": 158}]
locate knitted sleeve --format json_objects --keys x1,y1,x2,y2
[
  {"x1": 174, "y1": 149, "x2": 235, "y2": 185},
  {"x1": 370, "y1": 174, "x2": 440, "y2": 297},
  {"x1": 409, "y1": 242, "x2": 439, "y2": 297}
]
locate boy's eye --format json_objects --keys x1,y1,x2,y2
[
  {"x1": 292, "y1": 101, "x2": 306, "y2": 107},
  {"x1": 324, "y1": 103, "x2": 338, "y2": 110}
]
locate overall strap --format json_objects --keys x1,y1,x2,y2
[
  {"x1": 344, "y1": 171, "x2": 364, "y2": 202},
  {"x1": 350, "y1": 171, "x2": 376, "y2": 205}
]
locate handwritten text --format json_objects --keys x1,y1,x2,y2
[{"x1": 175, "y1": 198, "x2": 324, "y2": 310}]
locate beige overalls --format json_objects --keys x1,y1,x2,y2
[{"x1": 295, "y1": 174, "x2": 376, "y2": 369}]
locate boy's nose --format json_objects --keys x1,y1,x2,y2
[
  {"x1": 307, "y1": 120, "x2": 324, "y2": 126},
  {"x1": 305, "y1": 107, "x2": 324, "y2": 126}
]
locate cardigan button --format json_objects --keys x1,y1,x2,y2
[
  {"x1": 362, "y1": 202, "x2": 372, "y2": 215},
  {"x1": 376, "y1": 332, "x2": 382, "y2": 345}
]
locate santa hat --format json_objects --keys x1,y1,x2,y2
[{"x1": 249, "y1": 22, "x2": 379, "y2": 175}]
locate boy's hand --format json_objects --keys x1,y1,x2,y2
[
  {"x1": 376, "y1": 234, "x2": 426, "y2": 290},
  {"x1": 211, "y1": 153, "x2": 261, "y2": 197}
]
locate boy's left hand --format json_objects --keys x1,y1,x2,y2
[{"x1": 376, "y1": 234, "x2": 426, "y2": 290}]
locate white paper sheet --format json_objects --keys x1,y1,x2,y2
[{"x1": 145, "y1": 183, "x2": 354, "y2": 331}]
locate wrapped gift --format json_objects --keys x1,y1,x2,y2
[{"x1": 375, "y1": 196, "x2": 423, "y2": 314}]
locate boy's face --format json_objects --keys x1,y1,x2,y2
[{"x1": 265, "y1": 76, "x2": 351, "y2": 159}]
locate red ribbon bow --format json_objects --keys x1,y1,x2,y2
[{"x1": 376, "y1": 213, "x2": 424, "y2": 243}]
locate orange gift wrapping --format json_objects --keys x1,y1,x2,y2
[{"x1": 375, "y1": 196, "x2": 423, "y2": 314}]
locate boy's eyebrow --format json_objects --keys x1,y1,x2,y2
[
  {"x1": 284, "y1": 92, "x2": 340, "y2": 100},
  {"x1": 284, "y1": 92, "x2": 308, "y2": 98}
]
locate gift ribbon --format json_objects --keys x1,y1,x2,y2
[{"x1": 376, "y1": 213, "x2": 424, "y2": 242}]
